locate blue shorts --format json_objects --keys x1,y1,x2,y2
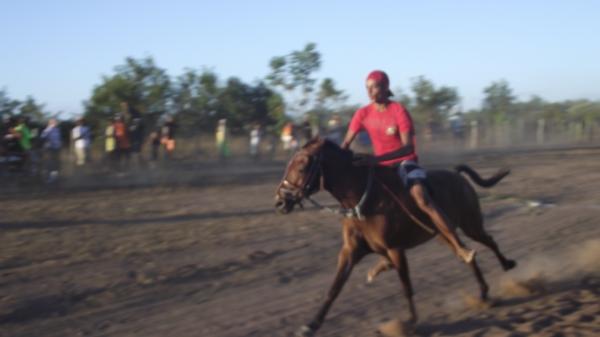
[{"x1": 397, "y1": 160, "x2": 427, "y2": 189}]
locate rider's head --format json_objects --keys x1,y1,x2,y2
[{"x1": 366, "y1": 70, "x2": 393, "y2": 104}]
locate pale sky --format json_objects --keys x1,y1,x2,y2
[{"x1": 1, "y1": 0, "x2": 599, "y2": 116}]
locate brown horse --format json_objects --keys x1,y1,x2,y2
[{"x1": 275, "y1": 138, "x2": 516, "y2": 337}]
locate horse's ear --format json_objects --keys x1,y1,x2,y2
[{"x1": 303, "y1": 136, "x2": 325, "y2": 151}]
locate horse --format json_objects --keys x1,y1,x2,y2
[{"x1": 274, "y1": 137, "x2": 516, "y2": 337}]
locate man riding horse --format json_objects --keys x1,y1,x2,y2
[
  {"x1": 275, "y1": 71, "x2": 516, "y2": 337},
  {"x1": 341, "y1": 70, "x2": 475, "y2": 264}
]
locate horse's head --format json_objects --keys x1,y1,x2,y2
[{"x1": 275, "y1": 138, "x2": 325, "y2": 214}]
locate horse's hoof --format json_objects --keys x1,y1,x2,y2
[
  {"x1": 296, "y1": 325, "x2": 315, "y2": 337},
  {"x1": 378, "y1": 319, "x2": 415, "y2": 337},
  {"x1": 503, "y1": 259, "x2": 517, "y2": 271},
  {"x1": 463, "y1": 293, "x2": 493, "y2": 310}
]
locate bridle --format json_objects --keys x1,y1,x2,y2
[
  {"x1": 277, "y1": 149, "x2": 323, "y2": 206},
  {"x1": 276, "y1": 146, "x2": 374, "y2": 220}
]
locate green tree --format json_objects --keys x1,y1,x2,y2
[
  {"x1": 316, "y1": 78, "x2": 347, "y2": 108},
  {"x1": 482, "y1": 80, "x2": 515, "y2": 124},
  {"x1": 84, "y1": 56, "x2": 171, "y2": 131},
  {"x1": 217, "y1": 78, "x2": 284, "y2": 132},
  {"x1": 0, "y1": 89, "x2": 21, "y2": 117},
  {"x1": 172, "y1": 69, "x2": 220, "y2": 132},
  {"x1": 266, "y1": 42, "x2": 322, "y2": 114},
  {"x1": 409, "y1": 76, "x2": 459, "y2": 134},
  {"x1": 18, "y1": 96, "x2": 47, "y2": 122},
  {"x1": 567, "y1": 100, "x2": 600, "y2": 139}
]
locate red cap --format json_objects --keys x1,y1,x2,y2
[{"x1": 366, "y1": 70, "x2": 393, "y2": 97}]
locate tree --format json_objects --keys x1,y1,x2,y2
[
  {"x1": 84, "y1": 56, "x2": 171, "y2": 131},
  {"x1": 0, "y1": 89, "x2": 20, "y2": 117},
  {"x1": 266, "y1": 43, "x2": 322, "y2": 114},
  {"x1": 171, "y1": 69, "x2": 220, "y2": 133},
  {"x1": 216, "y1": 78, "x2": 285, "y2": 132},
  {"x1": 18, "y1": 96, "x2": 47, "y2": 122},
  {"x1": 316, "y1": 78, "x2": 347, "y2": 108},
  {"x1": 567, "y1": 100, "x2": 600, "y2": 139},
  {"x1": 482, "y1": 80, "x2": 515, "y2": 124},
  {"x1": 171, "y1": 68, "x2": 285, "y2": 134},
  {"x1": 409, "y1": 76, "x2": 459, "y2": 136}
]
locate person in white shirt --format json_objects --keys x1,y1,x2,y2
[{"x1": 71, "y1": 118, "x2": 90, "y2": 166}]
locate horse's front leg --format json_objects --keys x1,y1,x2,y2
[
  {"x1": 297, "y1": 244, "x2": 367, "y2": 337},
  {"x1": 367, "y1": 256, "x2": 393, "y2": 283}
]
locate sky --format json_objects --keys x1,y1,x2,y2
[{"x1": 1, "y1": 0, "x2": 599, "y2": 116}]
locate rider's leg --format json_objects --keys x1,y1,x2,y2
[{"x1": 409, "y1": 181, "x2": 476, "y2": 263}]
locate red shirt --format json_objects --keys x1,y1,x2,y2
[
  {"x1": 348, "y1": 101, "x2": 418, "y2": 166},
  {"x1": 114, "y1": 121, "x2": 130, "y2": 149}
]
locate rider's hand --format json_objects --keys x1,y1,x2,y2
[{"x1": 352, "y1": 153, "x2": 377, "y2": 167}]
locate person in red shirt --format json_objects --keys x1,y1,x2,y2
[{"x1": 341, "y1": 70, "x2": 475, "y2": 263}]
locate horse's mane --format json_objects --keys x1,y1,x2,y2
[{"x1": 303, "y1": 137, "x2": 354, "y2": 163}]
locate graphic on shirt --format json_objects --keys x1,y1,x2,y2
[{"x1": 385, "y1": 126, "x2": 397, "y2": 136}]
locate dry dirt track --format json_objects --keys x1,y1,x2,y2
[{"x1": 0, "y1": 147, "x2": 599, "y2": 337}]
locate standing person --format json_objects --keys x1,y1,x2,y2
[
  {"x1": 160, "y1": 116, "x2": 176, "y2": 160},
  {"x1": 300, "y1": 115, "x2": 313, "y2": 144},
  {"x1": 249, "y1": 123, "x2": 261, "y2": 159},
  {"x1": 2, "y1": 116, "x2": 26, "y2": 172},
  {"x1": 129, "y1": 117, "x2": 145, "y2": 166},
  {"x1": 104, "y1": 118, "x2": 116, "y2": 169},
  {"x1": 341, "y1": 70, "x2": 475, "y2": 263},
  {"x1": 2, "y1": 116, "x2": 21, "y2": 153},
  {"x1": 280, "y1": 122, "x2": 294, "y2": 153},
  {"x1": 149, "y1": 127, "x2": 162, "y2": 162},
  {"x1": 40, "y1": 118, "x2": 62, "y2": 182},
  {"x1": 71, "y1": 118, "x2": 91, "y2": 166},
  {"x1": 324, "y1": 114, "x2": 344, "y2": 145},
  {"x1": 13, "y1": 116, "x2": 32, "y2": 155},
  {"x1": 215, "y1": 119, "x2": 229, "y2": 161},
  {"x1": 113, "y1": 115, "x2": 131, "y2": 170}
]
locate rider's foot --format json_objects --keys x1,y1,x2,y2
[{"x1": 457, "y1": 247, "x2": 476, "y2": 264}]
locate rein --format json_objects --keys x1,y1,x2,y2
[
  {"x1": 306, "y1": 166, "x2": 373, "y2": 220},
  {"x1": 375, "y1": 177, "x2": 435, "y2": 235},
  {"x1": 307, "y1": 159, "x2": 435, "y2": 235}
]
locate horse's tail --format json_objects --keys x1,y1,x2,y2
[{"x1": 455, "y1": 164, "x2": 510, "y2": 188}]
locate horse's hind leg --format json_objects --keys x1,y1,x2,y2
[
  {"x1": 388, "y1": 249, "x2": 417, "y2": 324},
  {"x1": 464, "y1": 224, "x2": 516, "y2": 271},
  {"x1": 468, "y1": 257, "x2": 490, "y2": 300}
]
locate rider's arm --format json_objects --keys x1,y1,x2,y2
[
  {"x1": 340, "y1": 129, "x2": 357, "y2": 150},
  {"x1": 373, "y1": 131, "x2": 413, "y2": 163}
]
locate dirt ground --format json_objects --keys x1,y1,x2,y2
[{"x1": 0, "y1": 146, "x2": 599, "y2": 337}]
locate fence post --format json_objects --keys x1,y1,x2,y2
[
  {"x1": 469, "y1": 120, "x2": 479, "y2": 149},
  {"x1": 536, "y1": 118, "x2": 546, "y2": 145}
]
